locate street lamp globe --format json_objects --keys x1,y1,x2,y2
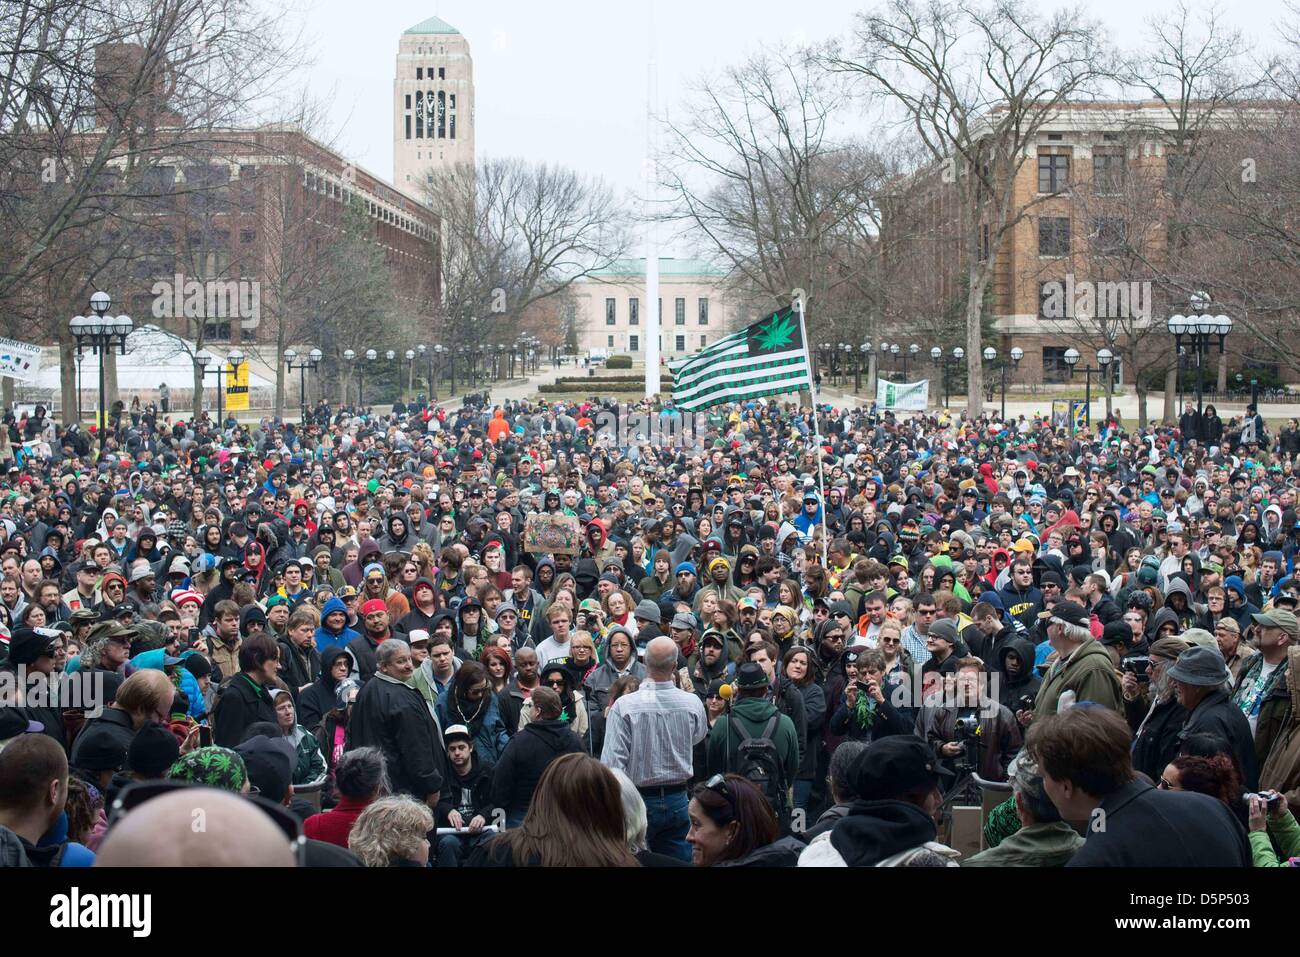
[
  {"x1": 983, "y1": 346, "x2": 997, "y2": 362},
  {"x1": 1063, "y1": 347, "x2": 1081, "y2": 367},
  {"x1": 1167, "y1": 315, "x2": 1187, "y2": 337},
  {"x1": 385, "y1": 350, "x2": 395, "y2": 361},
  {"x1": 228, "y1": 349, "x2": 245, "y2": 366},
  {"x1": 1215, "y1": 315, "x2": 1233, "y2": 337},
  {"x1": 930, "y1": 346, "x2": 941, "y2": 361},
  {"x1": 890, "y1": 344, "x2": 900, "y2": 356},
  {"x1": 195, "y1": 350, "x2": 214, "y2": 368},
  {"x1": 953, "y1": 347, "x2": 964, "y2": 360},
  {"x1": 365, "y1": 349, "x2": 377, "y2": 361},
  {"x1": 309, "y1": 348, "x2": 323, "y2": 363},
  {"x1": 909, "y1": 344, "x2": 919, "y2": 356},
  {"x1": 417, "y1": 344, "x2": 427, "y2": 356},
  {"x1": 1195, "y1": 314, "x2": 1216, "y2": 336},
  {"x1": 405, "y1": 350, "x2": 415, "y2": 360},
  {"x1": 1189, "y1": 290, "x2": 1211, "y2": 313},
  {"x1": 860, "y1": 343, "x2": 870, "y2": 354},
  {"x1": 1097, "y1": 348, "x2": 1114, "y2": 367},
  {"x1": 69, "y1": 316, "x2": 86, "y2": 337},
  {"x1": 343, "y1": 349, "x2": 356, "y2": 361},
  {"x1": 1010, "y1": 346, "x2": 1024, "y2": 363},
  {"x1": 89, "y1": 291, "x2": 111, "y2": 316},
  {"x1": 284, "y1": 349, "x2": 298, "y2": 363}
]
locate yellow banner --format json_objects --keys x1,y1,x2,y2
[{"x1": 225, "y1": 361, "x2": 249, "y2": 412}]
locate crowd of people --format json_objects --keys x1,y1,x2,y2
[{"x1": 0, "y1": 387, "x2": 1298, "y2": 868}]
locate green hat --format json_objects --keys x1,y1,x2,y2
[
  {"x1": 367, "y1": 478, "x2": 379, "y2": 493},
  {"x1": 166, "y1": 746, "x2": 248, "y2": 792}
]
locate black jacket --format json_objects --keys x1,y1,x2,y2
[
  {"x1": 276, "y1": 636, "x2": 320, "y2": 704},
  {"x1": 70, "y1": 707, "x2": 135, "y2": 772},
  {"x1": 299, "y1": 647, "x2": 350, "y2": 732},
  {"x1": 347, "y1": 673, "x2": 445, "y2": 799},
  {"x1": 1067, "y1": 780, "x2": 1250, "y2": 867},
  {"x1": 435, "y1": 754, "x2": 496, "y2": 827},
  {"x1": 490, "y1": 719, "x2": 584, "y2": 822},
  {"x1": 1127, "y1": 693, "x2": 1188, "y2": 782},
  {"x1": 1180, "y1": 689, "x2": 1260, "y2": 790},
  {"x1": 212, "y1": 673, "x2": 277, "y2": 748},
  {"x1": 345, "y1": 631, "x2": 386, "y2": 684},
  {"x1": 995, "y1": 637, "x2": 1041, "y2": 712}
]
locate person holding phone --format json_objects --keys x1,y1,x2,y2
[{"x1": 828, "y1": 650, "x2": 910, "y2": 742}]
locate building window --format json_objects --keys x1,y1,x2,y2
[
  {"x1": 439, "y1": 67, "x2": 446, "y2": 79},
  {"x1": 629, "y1": 298, "x2": 639, "y2": 325},
  {"x1": 240, "y1": 229, "x2": 255, "y2": 244},
  {"x1": 698, "y1": 298, "x2": 709, "y2": 324},
  {"x1": 675, "y1": 335, "x2": 685, "y2": 351},
  {"x1": 675, "y1": 298, "x2": 685, "y2": 325},
  {"x1": 1039, "y1": 217, "x2": 1070, "y2": 257},
  {"x1": 1038, "y1": 153, "x2": 1069, "y2": 194},
  {"x1": 1092, "y1": 217, "x2": 1127, "y2": 254},
  {"x1": 1042, "y1": 347, "x2": 1071, "y2": 384},
  {"x1": 1093, "y1": 152, "x2": 1125, "y2": 193},
  {"x1": 417, "y1": 67, "x2": 423, "y2": 80},
  {"x1": 700, "y1": 335, "x2": 707, "y2": 347},
  {"x1": 437, "y1": 91, "x2": 446, "y2": 138},
  {"x1": 415, "y1": 91, "x2": 423, "y2": 138},
  {"x1": 605, "y1": 298, "x2": 616, "y2": 325},
  {"x1": 629, "y1": 335, "x2": 640, "y2": 351},
  {"x1": 608, "y1": 335, "x2": 615, "y2": 348}
]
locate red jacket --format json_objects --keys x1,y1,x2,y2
[{"x1": 303, "y1": 795, "x2": 373, "y2": 848}]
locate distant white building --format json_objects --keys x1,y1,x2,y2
[{"x1": 570, "y1": 258, "x2": 736, "y2": 358}]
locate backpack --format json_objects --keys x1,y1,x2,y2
[{"x1": 730, "y1": 714, "x2": 786, "y2": 813}]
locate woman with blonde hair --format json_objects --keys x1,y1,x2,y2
[{"x1": 348, "y1": 795, "x2": 433, "y2": 867}]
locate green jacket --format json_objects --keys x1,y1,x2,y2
[
  {"x1": 963, "y1": 821, "x2": 1084, "y2": 867},
  {"x1": 407, "y1": 668, "x2": 439, "y2": 721},
  {"x1": 1249, "y1": 811, "x2": 1300, "y2": 867},
  {"x1": 705, "y1": 696, "x2": 800, "y2": 790},
  {"x1": 1034, "y1": 638, "x2": 1124, "y2": 718},
  {"x1": 290, "y1": 727, "x2": 328, "y2": 787}
]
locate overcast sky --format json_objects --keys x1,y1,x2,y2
[{"x1": 284, "y1": 0, "x2": 1292, "y2": 251}]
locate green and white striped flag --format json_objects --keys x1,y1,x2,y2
[{"x1": 669, "y1": 307, "x2": 812, "y2": 411}]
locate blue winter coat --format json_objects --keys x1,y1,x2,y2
[{"x1": 315, "y1": 596, "x2": 360, "y2": 653}]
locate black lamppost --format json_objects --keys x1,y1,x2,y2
[
  {"x1": 930, "y1": 345, "x2": 964, "y2": 408},
  {"x1": 1167, "y1": 299, "x2": 1232, "y2": 421},
  {"x1": 897, "y1": 342, "x2": 919, "y2": 379},
  {"x1": 284, "y1": 347, "x2": 322, "y2": 423},
  {"x1": 855, "y1": 343, "x2": 869, "y2": 393},
  {"x1": 196, "y1": 348, "x2": 244, "y2": 430},
  {"x1": 69, "y1": 292, "x2": 133, "y2": 449},
  {"x1": 982, "y1": 345, "x2": 1024, "y2": 421},
  {"x1": 1062, "y1": 347, "x2": 1113, "y2": 429}
]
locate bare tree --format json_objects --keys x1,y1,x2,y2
[
  {"x1": 659, "y1": 47, "x2": 890, "y2": 359},
  {"x1": 824, "y1": 0, "x2": 1106, "y2": 416},
  {"x1": 425, "y1": 157, "x2": 630, "y2": 388}
]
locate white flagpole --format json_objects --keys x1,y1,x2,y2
[
  {"x1": 643, "y1": 0, "x2": 661, "y2": 399},
  {"x1": 793, "y1": 291, "x2": 829, "y2": 570}
]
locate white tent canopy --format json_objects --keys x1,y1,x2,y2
[{"x1": 28, "y1": 324, "x2": 278, "y2": 412}]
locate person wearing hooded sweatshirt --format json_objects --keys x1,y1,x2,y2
[
  {"x1": 375, "y1": 512, "x2": 413, "y2": 554},
  {"x1": 314, "y1": 596, "x2": 359, "y2": 654},
  {"x1": 705, "y1": 662, "x2": 800, "y2": 822},
  {"x1": 584, "y1": 625, "x2": 646, "y2": 712},
  {"x1": 341, "y1": 538, "x2": 383, "y2": 589},
  {"x1": 995, "y1": 636, "x2": 1042, "y2": 714},
  {"x1": 395, "y1": 578, "x2": 440, "y2": 639},
  {"x1": 1160, "y1": 576, "x2": 1201, "y2": 633},
  {"x1": 520, "y1": 661, "x2": 592, "y2": 751},
  {"x1": 1222, "y1": 575, "x2": 1260, "y2": 632},
  {"x1": 299, "y1": 646, "x2": 355, "y2": 732},
  {"x1": 799, "y1": 735, "x2": 960, "y2": 867},
  {"x1": 489, "y1": 685, "x2": 584, "y2": 827}
]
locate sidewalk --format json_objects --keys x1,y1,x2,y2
[{"x1": 432, "y1": 364, "x2": 566, "y2": 409}]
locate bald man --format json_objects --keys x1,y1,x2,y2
[
  {"x1": 600, "y1": 635, "x2": 707, "y2": 862},
  {"x1": 95, "y1": 789, "x2": 296, "y2": 866}
]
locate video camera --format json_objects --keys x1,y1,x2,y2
[{"x1": 1121, "y1": 655, "x2": 1151, "y2": 683}]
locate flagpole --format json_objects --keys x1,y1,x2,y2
[
  {"x1": 794, "y1": 292, "x2": 829, "y2": 570},
  {"x1": 643, "y1": 0, "x2": 661, "y2": 399}
]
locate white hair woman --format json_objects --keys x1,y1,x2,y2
[{"x1": 348, "y1": 795, "x2": 433, "y2": 867}]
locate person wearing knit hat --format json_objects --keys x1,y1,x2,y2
[
  {"x1": 1167, "y1": 645, "x2": 1261, "y2": 789},
  {"x1": 127, "y1": 720, "x2": 182, "y2": 779},
  {"x1": 166, "y1": 745, "x2": 248, "y2": 792}
]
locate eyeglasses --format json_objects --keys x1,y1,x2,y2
[
  {"x1": 366, "y1": 577, "x2": 385, "y2": 585},
  {"x1": 1158, "y1": 777, "x2": 1174, "y2": 790},
  {"x1": 880, "y1": 637, "x2": 901, "y2": 645},
  {"x1": 544, "y1": 677, "x2": 566, "y2": 687}
]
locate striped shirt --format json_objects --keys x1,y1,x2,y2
[{"x1": 601, "y1": 680, "x2": 708, "y2": 787}]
